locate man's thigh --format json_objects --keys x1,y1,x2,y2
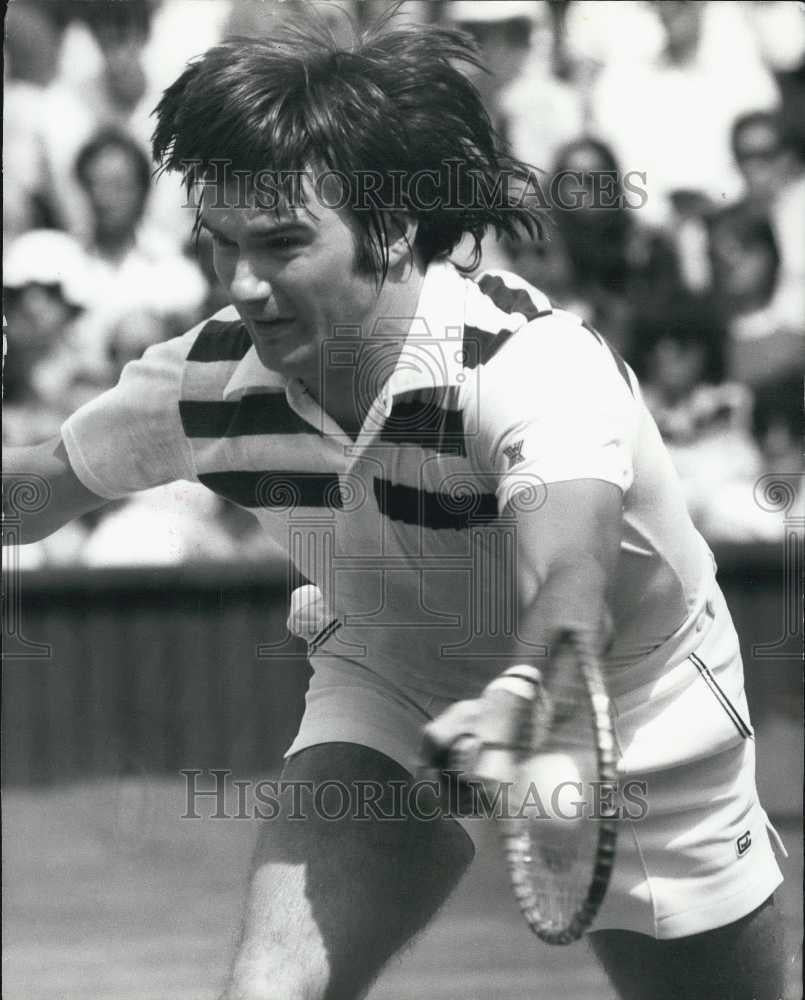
[
  {"x1": 226, "y1": 742, "x2": 474, "y2": 1000},
  {"x1": 589, "y1": 893, "x2": 785, "y2": 1000}
]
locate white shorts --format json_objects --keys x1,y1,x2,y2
[{"x1": 284, "y1": 585, "x2": 785, "y2": 939}]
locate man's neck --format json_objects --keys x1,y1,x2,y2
[{"x1": 303, "y1": 261, "x2": 427, "y2": 437}]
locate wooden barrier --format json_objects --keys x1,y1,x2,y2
[
  {"x1": 2, "y1": 564, "x2": 309, "y2": 785},
  {"x1": 2, "y1": 546, "x2": 801, "y2": 792}
]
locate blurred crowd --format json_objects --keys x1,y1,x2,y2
[{"x1": 4, "y1": 0, "x2": 803, "y2": 568}]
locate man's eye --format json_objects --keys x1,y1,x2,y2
[
  {"x1": 267, "y1": 237, "x2": 296, "y2": 251},
  {"x1": 211, "y1": 232, "x2": 237, "y2": 249}
]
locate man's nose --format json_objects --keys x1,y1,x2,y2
[{"x1": 229, "y1": 257, "x2": 272, "y2": 303}]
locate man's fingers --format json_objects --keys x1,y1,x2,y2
[{"x1": 420, "y1": 698, "x2": 481, "y2": 770}]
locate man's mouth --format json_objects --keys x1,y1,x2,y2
[{"x1": 252, "y1": 317, "x2": 295, "y2": 338}]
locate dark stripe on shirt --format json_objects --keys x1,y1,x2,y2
[
  {"x1": 179, "y1": 394, "x2": 316, "y2": 438},
  {"x1": 477, "y1": 274, "x2": 552, "y2": 324},
  {"x1": 187, "y1": 320, "x2": 251, "y2": 362},
  {"x1": 199, "y1": 471, "x2": 343, "y2": 509},
  {"x1": 374, "y1": 478, "x2": 497, "y2": 530},
  {"x1": 380, "y1": 388, "x2": 466, "y2": 455},
  {"x1": 462, "y1": 276, "x2": 552, "y2": 369},
  {"x1": 461, "y1": 324, "x2": 516, "y2": 369}
]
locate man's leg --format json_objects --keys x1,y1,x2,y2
[
  {"x1": 223, "y1": 743, "x2": 474, "y2": 1000},
  {"x1": 589, "y1": 893, "x2": 785, "y2": 1000}
]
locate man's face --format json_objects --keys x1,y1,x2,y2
[
  {"x1": 733, "y1": 122, "x2": 788, "y2": 205},
  {"x1": 650, "y1": 338, "x2": 705, "y2": 397},
  {"x1": 85, "y1": 146, "x2": 147, "y2": 238},
  {"x1": 201, "y1": 176, "x2": 379, "y2": 378}
]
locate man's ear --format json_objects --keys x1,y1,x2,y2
[{"x1": 386, "y1": 214, "x2": 419, "y2": 274}]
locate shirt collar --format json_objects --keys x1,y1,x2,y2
[
  {"x1": 223, "y1": 341, "x2": 287, "y2": 401},
  {"x1": 381, "y1": 260, "x2": 468, "y2": 402}
]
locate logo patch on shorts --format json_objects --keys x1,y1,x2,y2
[
  {"x1": 736, "y1": 830, "x2": 752, "y2": 857},
  {"x1": 503, "y1": 439, "x2": 525, "y2": 468}
]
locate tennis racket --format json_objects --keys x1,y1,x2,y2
[{"x1": 434, "y1": 629, "x2": 618, "y2": 945}]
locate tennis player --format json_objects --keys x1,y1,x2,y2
[{"x1": 4, "y1": 13, "x2": 786, "y2": 1000}]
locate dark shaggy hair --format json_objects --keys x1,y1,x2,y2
[{"x1": 151, "y1": 8, "x2": 543, "y2": 281}]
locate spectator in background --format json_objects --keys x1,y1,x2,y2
[
  {"x1": 744, "y1": 1, "x2": 805, "y2": 159},
  {"x1": 590, "y1": 0, "x2": 779, "y2": 227},
  {"x1": 447, "y1": 1, "x2": 585, "y2": 165},
  {"x1": 445, "y1": 1, "x2": 552, "y2": 274},
  {"x1": 699, "y1": 375, "x2": 804, "y2": 543},
  {"x1": 3, "y1": 0, "x2": 70, "y2": 240},
  {"x1": 492, "y1": 1, "x2": 588, "y2": 200},
  {"x1": 708, "y1": 204, "x2": 801, "y2": 388},
  {"x1": 69, "y1": 127, "x2": 207, "y2": 383},
  {"x1": 634, "y1": 297, "x2": 761, "y2": 528},
  {"x1": 539, "y1": 137, "x2": 681, "y2": 359},
  {"x1": 2, "y1": 229, "x2": 94, "y2": 567},
  {"x1": 24, "y1": 0, "x2": 155, "y2": 241},
  {"x1": 2, "y1": 230, "x2": 93, "y2": 444},
  {"x1": 3, "y1": 0, "x2": 64, "y2": 87},
  {"x1": 3, "y1": 66, "x2": 53, "y2": 242},
  {"x1": 666, "y1": 188, "x2": 717, "y2": 296},
  {"x1": 445, "y1": 1, "x2": 536, "y2": 137},
  {"x1": 729, "y1": 111, "x2": 805, "y2": 353},
  {"x1": 732, "y1": 111, "x2": 799, "y2": 211},
  {"x1": 11, "y1": 0, "x2": 195, "y2": 250},
  {"x1": 443, "y1": 2, "x2": 586, "y2": 167}
]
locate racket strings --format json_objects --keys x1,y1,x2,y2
[{"x1": 501, "y1": 634, "x2": 618, "y2": 944}]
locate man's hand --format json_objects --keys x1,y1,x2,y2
[{"x1": 421, "y1": 665, "x2": 549, "y2": 784}]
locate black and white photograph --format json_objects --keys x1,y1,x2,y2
[{"x1": 3, "y1": 2, "x2": 803, "y2": 998}]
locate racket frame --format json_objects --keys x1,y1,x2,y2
[{"x1": 500, "y1": 631, "x2": 619, "y2": 945}]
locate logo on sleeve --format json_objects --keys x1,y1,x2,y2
[
  {"x1": 736, "y1": 831, "x2": 752, "y2": 857},
  {"x1": 503, "y1": 440, "x2": 525, "y2": 469}
]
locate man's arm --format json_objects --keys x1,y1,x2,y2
[
  {"x1": 509, "y1": 478, "x2": 622, "y2": 666},
  {"x1": 3, "y1": 436, "x2": 108, "y2": 544},
  {"x1": 425, "y1": 305, "x2": 634, "y2": 764},
  {"x1": 422, "y1": 478, "x2": 622, "y2": 767}
]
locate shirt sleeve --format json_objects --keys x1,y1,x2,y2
[
  {"x1": 466, "y1": 310, "x2": 639, "y2": 514},
  {"x1": 60, "y1": 324, "x2": 200, "y2": 500}
]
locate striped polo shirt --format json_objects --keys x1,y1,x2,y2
[{"x1": 62, "y1": 261, "x2": 714, "y2": 699}]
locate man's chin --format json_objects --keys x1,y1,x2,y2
[{"x1": 254, "y1": 338, "x2": 317, "y2": 376}]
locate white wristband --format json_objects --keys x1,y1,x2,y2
[{"x1": 484, "y1": 664, "x2": 543, "y2": 701}]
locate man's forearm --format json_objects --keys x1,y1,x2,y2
[
  {"x1": 2, "y1": 437, "x2": 106, "y2": 544},
  {"x1": 513, "y1": 556, "x2": 612, "y2": 668}
]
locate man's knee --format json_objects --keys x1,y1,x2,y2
[{"x1": 224, "y1": 744, "x2": 473, "y2": 1000}]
